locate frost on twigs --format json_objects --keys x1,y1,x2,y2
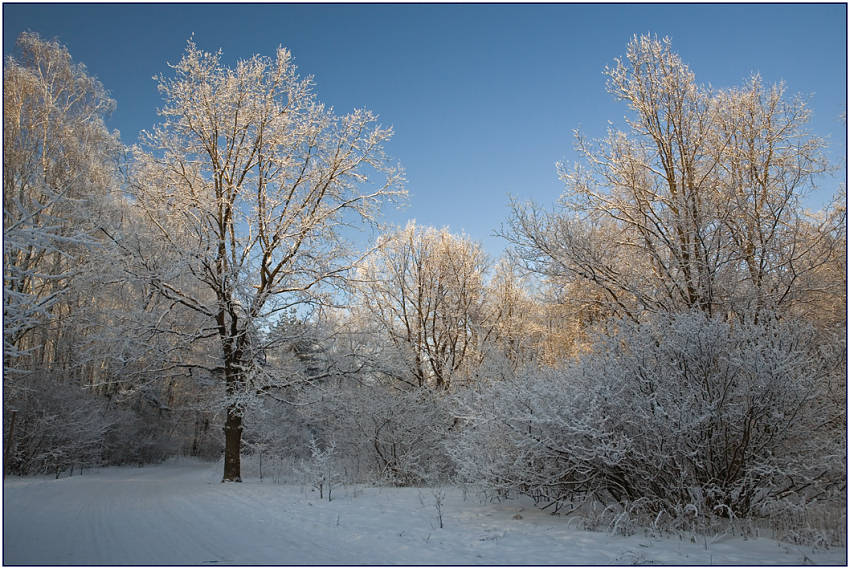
[
  {"x1": 450, "y1": 311, "x2": 845, "y2": 537},
  {"x1": 303, "y1": 436, "x2": 340, "y2": 501},
  {"x1": 506, "y1": 34, "x2": 842, "y2": 326},
  {"x1": 129, "y1": 38, "x2": 406, "y2": 482}
]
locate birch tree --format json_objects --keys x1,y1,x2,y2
[{"x1": 130, "y1": 40, "x2": 404, "y2": 481}]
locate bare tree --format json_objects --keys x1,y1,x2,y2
[
  {"x1": 129, "y1": 40, "x2": 404, "y2": 482},
  {"x1": 482, "y1": 258, "x2": 571, "y2": 368},
  {"x1": 713, "y1": 76, "x2": 837, "y2": 318},
  {"x1": 506, "y1": 34, "x2": 837, "y2": 322},
  {"x1": 3, "y1": 32, "x2": 121, "y2": 375},
  {"x1": 355, "y1": 222, "x2": 494, "y2": 390}
]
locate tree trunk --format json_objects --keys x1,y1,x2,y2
[
  {"x1": 4, "y1": 410, "x2": 17, "y2": 478},
  {"x1": 222, "y1": 406, "x2": 242, "y2": 482}
]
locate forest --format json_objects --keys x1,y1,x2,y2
[{"x1": 3, "y1": 31, "x2": 846, "y2": 544}]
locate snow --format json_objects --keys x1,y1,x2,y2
[{"x1": 3, "y1": 460, "x2": 845, "y2": 566}]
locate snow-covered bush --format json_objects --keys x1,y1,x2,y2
[
  {"x1": 4, "y1": 373, "x2": 189, "y2": 475},
  {"x1": 238, "y1": 394, "x2": 319, "y2": 482},
  {"x1": 237, "y1": 378, "x2": 456, "y2": 487},
  {"x1": 99, "y1": 395, "x2": 183, "y2": 466},
  {"x1": 310, "y1": 380, "x2": 456, "y2": 486},
  {"x1": 450, "y1": 311, "x2": 845, "y2": 524},
  {"x1": 5, "y1": 373, "x2": 118, "y2": 475}
]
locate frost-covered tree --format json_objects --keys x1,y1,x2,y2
[
  {"x1": 129, "y1": 40, "x2": 404, "y2": 481},
  {"x1": 355, "y1": 222, "x2": 495, "y2": 390},
  {"x1": 481, "y1": 259, "x2": 540, "y2": 368},
  {"x1": 712, "y1": 76, "x2": 841, "y2": 318},
  {"x1": 507, "y1": 34, "x2": 839, "y2": 322},
  {"x1": 3, "y1": 32, "x2": 122, "y2": 375},
  {"x1": 1, "y1": 34, "x2": 201, "y2": 473}
]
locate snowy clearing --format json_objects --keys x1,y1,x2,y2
[{"x1": 3, "y1": 460, "x2": 845, "y2": 566}]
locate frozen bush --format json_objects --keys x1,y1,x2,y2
[
  {"x1": 313, "y1": 380, "x2": 456, "y2": 485},
  {"x1": 239, "y1": 395, "x2": 319, "y2": 482},
  {"x1": 450, "y1": 311, "x2": 845, "y2": 523},
  {"x1": 4, "y1": 373, "x2": 116, "y2": 475},
  {"x1": 238, "y1": 378, "x2": 456, "y2": 486},
  {"x1": 4, "y1": 374, "x2": 187, "y2": 475}
]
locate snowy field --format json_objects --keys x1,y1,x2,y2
[{"x1": 3, "y1": 460, "x2": 845, "y2": 565}]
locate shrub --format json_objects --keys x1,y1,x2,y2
[
  {"x1": 450, "y1": 311, "x2": 845, "y2": 524},
  {"x1": 4, "y1": 373, "x2": 115, "y2": 475}
]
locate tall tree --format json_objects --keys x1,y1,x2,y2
[
  {"x1": 713, "y1": 76, "x2": 837, "y2": 317},
  {"x1": 507, "y1": 35, "x2": 836, "y2": 322},
  {"x1": 130, "y1": 40, "x2": 404, "y2": 481},
  {"x1": 3, "y1": 32, "x2": 121, "y2": 378}
]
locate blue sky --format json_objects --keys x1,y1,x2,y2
[{"x1": 4, "y1": 3, "x2": 846, "y2": 258}]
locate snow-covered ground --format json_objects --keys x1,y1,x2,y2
[{"x1": 3, "y1": 460, "x2": 845, "y2": 565}]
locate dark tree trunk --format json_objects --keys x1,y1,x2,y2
[
  {"x1": 4, "y1": 410, "x2": 17, "y2": 478},
  {"x1": 222, "y1": 405, "x2": 243, "y2": 482},
  {"x1": 219, "y1": 308, "x2": 245, "y2": 482}
]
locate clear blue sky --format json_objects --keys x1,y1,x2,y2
[{"x1": 4, "y1": 3, "x2": 846, "y2": 258}]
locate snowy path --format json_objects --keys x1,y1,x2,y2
[{"x1": 3, "y1": 461, "x2": 845, "y2": 565}]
